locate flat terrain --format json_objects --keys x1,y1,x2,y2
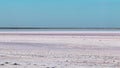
[{"x1": 0, "y1": 32, "x2": 120, "y2": 68}]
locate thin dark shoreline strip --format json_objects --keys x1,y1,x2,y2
[
  {"x1": 0, "y1": 27, "x2": 120, "y2": 30},
  {"x1": 0, "y1": 33, "x2": 120, "y2": 36}
]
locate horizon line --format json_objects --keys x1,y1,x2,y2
[
  {"x1": 0, "y1": 27, "x2": 120, "y2": 30},
  {"x1": 0, "y1": 27, "x2": 120, "y2": 29}
]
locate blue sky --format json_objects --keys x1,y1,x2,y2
[{"x1": 0, "y1": 0, "x2": 120, "y2": 28}]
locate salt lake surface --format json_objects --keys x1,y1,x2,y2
[{"x1": 0, "y1": 30, "x2": 120, "y2": 68}]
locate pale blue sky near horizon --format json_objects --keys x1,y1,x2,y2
[{"x1": 0, "y1": 0, "x2": 120, "y2": 28}]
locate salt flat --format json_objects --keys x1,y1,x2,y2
[{"x1": 0, "y1": 32, "x2": 120, "y2": 68}]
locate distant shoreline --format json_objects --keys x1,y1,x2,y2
[
  {"x1": 0, "y1": 27, "x2": 120, "y2": 30},
  {"x1": 0, "y1": 31, "x2": 120, "y2": 36}
]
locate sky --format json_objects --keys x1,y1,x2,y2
[{"x1": 0, "y1": 0, "x2": 120, "y2": 28}]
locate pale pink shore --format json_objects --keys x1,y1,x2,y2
[
  {"x1": 0, "y1": 31, "x2": 120, "y2": 68},
  {"x1": 0, "y1": 31, "x2": 120, "y2": 36}
]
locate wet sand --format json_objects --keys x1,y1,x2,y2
[{"x1": 0, "y1": 32, "x2": 120, "y2": 68}]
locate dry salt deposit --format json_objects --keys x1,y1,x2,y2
[{"x1": 0, "y1": 31, "x2": 120, "y2": 68}]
